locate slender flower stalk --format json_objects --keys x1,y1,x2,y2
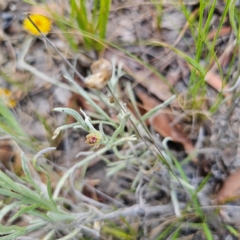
[{"x1": 23, "y1": 14, "x2": 51, "y2": 35}]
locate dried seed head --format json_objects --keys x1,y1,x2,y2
[
  {"x1": 90, "y1": 59, "x2": 112, "y2": 75},
  {"x1": 85, "y1": 59, "x2": 112, "y2": 90}
]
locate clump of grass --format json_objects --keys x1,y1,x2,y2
[
  {"x1": 24, "y1": 0, "x2": 111, "y2": 51},
  {"x1": 150, "y1": 0, "x2": 239, "y2": 113}
]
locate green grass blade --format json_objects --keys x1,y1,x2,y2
[
  {"x1": 229, "y1": 0, "x2": 238, "y2": 37},
  {"x1": 0, "y1": 101, "x2": 26, "y2": 137},
  {"x1": 156, "y1": 222, "x2": 175, "y2": 240},
  {"x1": 80, "y1": 0, "x2": 89, "y2": 28},
  {"x1": 93, "y1": 0, "x2": 99, "y2": 23},
  {"x1": 226, "y1": 225, "x2": 239, "y2": 237},
  {"x1": 103, "y1": 226, "x2": 135, "y2": 240},
  {"x1": 70, "y1": 0, "x2": 93, "y2": 48},
  {"x1": 202, "y1": 223, "x2": 214, "y2": 240},
  {"x1": 146, "y1": 40, "x2": 205, "y2": 77},
  {"x1": 140, "y1": 95, "x2": 176, "y2": 122},
  {"x1": 98, "y1": 0, "x2": 111, "y2": 40}
]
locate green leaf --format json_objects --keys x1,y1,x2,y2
[
  {"x1": 0, "y1": 224, "x2": 24, "y2": 234},
  {"x1": 21, "y1": 153, "x2": 41, "y2": 192},
  {"x1": 145, "y1": 40, "x2": 204, "y2": 73},
  {"x1": 29, "y1": 209, "x2": 53, "y2": 222},
  {"x1": 0, "y1": 169, "x2": 21, "y2": 191},
  {"x1": 0, "y1": 188, "x2": 22, "y2": 199},
  {"x1": 47, "y1": 211, "x2": 76, "y2": 222},
  {"x1": 0, "y1": 201, "x2": 25, "y2": 222},
  {"x1": 53, "y1": 107, "x2": 87, "y2": 129},
  {"x1": 0, "y1": 101, "x2": 33, "y2": 150},
  {"x1": 0, "y1": 170, "x2": 54, "y2": 210},
  {"x1": 9, "y1": 204, "x2": 40, "y2": 223},
  {"x1": 32, "y1": 148, "x2": 59, "y2": 209}
]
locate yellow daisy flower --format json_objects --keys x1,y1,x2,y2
[
  {"x1": 0, "y1": 88, "x2": 16, "y2": 108},
  {"x1": 23, "y1": 14, "x2": 51, "y2": 36}
]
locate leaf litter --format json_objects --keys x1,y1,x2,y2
[{"x1": 0, "y1": 0, "x2": 240, "y2": 239}]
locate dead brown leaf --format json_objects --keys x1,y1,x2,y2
[
  {"x1": 205, "y1": 71, "x2": 231, "y2": 103},
  {"x1": 104, "y1": 49, "x2": 173, "y2": 101},
  {"x1": 216, "y1": 168, "x2": 240, "y2": 203},
  {"x1": 204, "y1": 38, "x2": 236, "y2": 95},
  {"x1": 0, "y1": 138, "x2": 22, "y2": 175},
  {"x1": 207, "y1": 27, "x2": 232, "y2": 41},
  {"x1": 205, "y1": 71, "x2": 228, "y2": 92},
  {"x1": 134, "y1": 87, "x2": 195, "y2": 157}
]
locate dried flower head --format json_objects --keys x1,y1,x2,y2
[
  {"x1": 0, "y1": 88, "x2": 16, "y2": 108},
  {"x1": 85, "y1": 131, "x2": 102, "y2": 148},
  {"x1": 23, "y1": 14, "x2": 51, "y2": 35},
  {"x1": 85, "y1": 59, "x2": 112, "y2": 90}
]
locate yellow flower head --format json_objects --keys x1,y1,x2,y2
[
  {"x1": 0, "y1": 88, "x2": 16, "y2": 108},
  {"x1": 23, "y1": 14, "x2": 51, "y2": 36}
]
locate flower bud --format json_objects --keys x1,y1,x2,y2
[{"x1": 85, "y1": 131, "x2": 102, "y2": 148}]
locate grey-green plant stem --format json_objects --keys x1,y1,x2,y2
[
  {"x1": 52, "y1": 123, "x2": 80, "y2": 140},
  {"x1": 112, "y1": 146, "x2": 133, "y2": 160},
  {"x1": 106, "y1": 85, "x2": 190, "y2": 199},
  {"x1": 223, "y1": 75, "x2": 240, "y2": 92},
  {"x1": 84, "y1": 203, "x2": 186, "y2": 223},
  {"x1": 63, "y1": 74, "x2": 112, "y2": 121},
  {"x1": 18, "y1": 37, "x2": 77, "y2": 93},
  {"x1": 84, "y1": 182, "x2": 125, "y2": 207},
  {"x1": 54, "y1": 108, "x2": 87, "y2": 129},
  {"x1": 33, "y1": 147, "x2": 56, "y2": 163},
  {"x1": 140, "y1": 95, "x2": 176, "y2": 122},
  {"x1": 53, "y1": 136, "x2": 137, "y2": 199},
  {"x1": 108, "y1": 112, "x2": 129, "y2": 145}
]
